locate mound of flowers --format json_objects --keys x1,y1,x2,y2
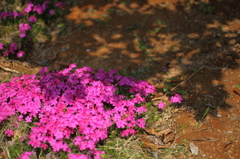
[{"x1": 0, "y1": 63, "x2": 155, "y2": 158}]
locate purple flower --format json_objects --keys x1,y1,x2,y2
[
  {"x1": 170, "y1": 93, "x2": 183, "y2": 104},
  {"x1": 28, "y1": 15, "x2": 37, "y2": 23},
  {"x1": 49, "y1": 9, "x2": 55, "y2": 15},
  {"x1": 162, "y1": 67, "x2": 167, "y2": 71},
  {"x1": 158, "y1": 102, "x2": 166, "y2": 109},
  {"x1": 9, "y1": 43, "x2": 18, "y2": 53},
  {"x1": 0, "y1": 12, "x2": 8, "y2": 19}
]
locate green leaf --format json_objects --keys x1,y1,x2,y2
[
  {"x1": 163, "y1": 88, "x2": 168, "y2": 92},
  {"x1": 192, "y1": 68, "x2": 197, "y2": 72},
  {"x1": 165, "y1": 77, "x2": 177, "y2": 81},
  {"x1": 175, "y1": 89, "x2": 187, "y2": 94},
  {"x1": 236, "y1": 84, "x2": 240, "y2": 90},
  {"x1": 155, "y1": 27, "x2": 160, "y2": 33},
  {"x1": 140, "y1": 45, "x2": 147, "y2": 51},
  {"x1": 94, "y1": 19, "x2": 102, "y2": 23},
  {"x1": 101, "y1": 154, "x2": 109, "y2": 158},
  {"x1": 156, "y1": 20, "x2": 161, "y2": 25},
  {"x1": 202, "y1": 107, "x2": 210, "y2": 119},
  {"x1": 57, "y1": 23, "x2": 64, "y2": 28},
  {"x1": 164, "y1": 81, "x2": 171, "y2": 88}
]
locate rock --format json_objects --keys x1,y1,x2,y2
[{"x1": 190, "y1": 142, "x2": 199, "y2": 155}]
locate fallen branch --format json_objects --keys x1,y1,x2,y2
[{"x1": 0, "y1": 63, "x2": 19, "y2": 73}]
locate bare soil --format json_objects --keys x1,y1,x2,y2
[{"x1": 0, "y1": 0, "x2": 240, "y2": 158}]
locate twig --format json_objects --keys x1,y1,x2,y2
[
  {"x1": 152, "y1": 65, "x2": 227, "y2": 101},
  {"x1": 0, "y1": 63, "x2": 19, "y2": 73}
]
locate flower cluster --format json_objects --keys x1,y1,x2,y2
[
  {"x1": 0, "y1": 64, "x2": 155, "y2": 158},
  {"x1": 158, "y1": 93, "x2": 183, "y2": 109},
  {"x1": 0, "y1": 42, "x2": 25, "y2": 57},
  {"x1": 19, "y1": 23, "x2": 32, "y2": 38},
  {"x1": 170, "y1": 93, "x2": 183, "y2": 103},
  {"x1": 0, "y1": 0, "x2": 65, "y2": 58},
  {"x1": 0, "y1": 11, "x2": 22, "y2": 19}
]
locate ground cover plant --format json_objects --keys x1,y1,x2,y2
[
  {"x1": 0, "y1": 63, "x2": 155, "y2": 158},
  {"x1": 0, "y1": 64, "x2": 183, "y2": 158},
  {"x1": 0, "y1": 0, "x2": 65, "y2": 58}
]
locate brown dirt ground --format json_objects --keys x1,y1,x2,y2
[{"x1": 0, "y1": 0, "x2": 240, "y2": 158}]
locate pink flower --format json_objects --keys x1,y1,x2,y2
[
  {"x1": 33, "y1": 4, "x2": 43, "y2": 14},
  {"x1": 17, "y1": 51, "x2": 25, "y2": 58},
  {"x1": 23, "y1": 2, "x2": 34, "y2": 13},
  {"x1": 19, "y1": 23, "x2": 31, "y2": 32},
  {"x1": 19, "y1": 32, "x2": 26, "y2": 38},
  {"x1": 55, "y1": 2, "x2": 65, "y2": 9},
  {"x1": 9, "y1": 43, "x2": 18, "y2": 53},
  {"x1": 0, "y1": 43, "x2": 4, "y2": 49},
  {"x1": 20, "y1": 136, "x2": 25, "y2": 142},
  {"x1": 18, "y1": 115, "x2": 23, "y2": 122},
  {"x1": 28, "y1": 15, "x2": 37, "y2": 23},
  {"x1": 5, "y1": 129, "x2": 14, "y2": 137},
  {"x1": 14, "y1": 124, "x2": 19, "y2": 128},
  {"x1": 19, "y1": 151, "x2": 33, "y2": 159},
  {"x1": 3, "y1": 51, "x2": 8, "y2": 57},
  {"x1": 121, "y1": 128, "x2": 136, "y2": 137},
  {"x1": 170, "y1": 93, "x2": 183, "y2": 104},
  {"x1": 42, "y1": 1, "x2": 50, "y2": 11},
  {"x1": 158, "y1": 102, "x2": 166, "y2": 109}
]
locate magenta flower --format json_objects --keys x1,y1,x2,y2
[
  {"x1": 0, "y1": 12, "x2": 8, "y2": 19},
  {"x1": 19, "y1": 23, "x2": 31, "y2": 32},
  {"x1": 170, "y1": 93, "x2": 183, "y2": 104},
  {"x1": 5, "y1": 129, "x2": 14, "y2": 137},
  {"x1": 19, "y1": 151, "x2": 33, "y2": 159},
  {"x1": 23, "y1": 2, "x2": 34, "y2": 13},
  {"x1": 33, "y1": 4, "x2": 43, "y2": 14},
  {"x1": 19, "y1": 32, "x2": 26, "y2": 38},
  {"x1": 9, "y1": 43, "x2": 18, "y2": 53},
  {"x1": 0, "y1": 43, "x2": 4, "y2": 49},
  {"x1": 158, "y1": 102, "x2": 166, "y2": 109},
  {"x1": 17, "y1": 51, "x2": 25, "y2": 58},
  {"x1": 28, "y1": 15, "x2": 37, "y2": 23},
  {"x1": 20, "y1": 136, "x2": 25, "y2": 142},
  {"x1": 3, "y1": 51, "x2": 8, "y2": 57},
  {"x1": 49, "y1": 9, "x2": 55, "y2": 15},
  {"x1": 55, "y1": 2, "x2": 65, "y2": 9},
  {"x1": 42, "y1": 1, "x2": 50, "y2": 11}
]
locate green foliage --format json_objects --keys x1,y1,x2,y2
[
  {"x1": 199, "y1": 2, "x2": 213, "y2": 13},
  {"x1": 125, "y1": 23, "x2": 140, "y2": 32},
  {"x1": 236, "y1": 84, "x2": 240, "y2": 90}
]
